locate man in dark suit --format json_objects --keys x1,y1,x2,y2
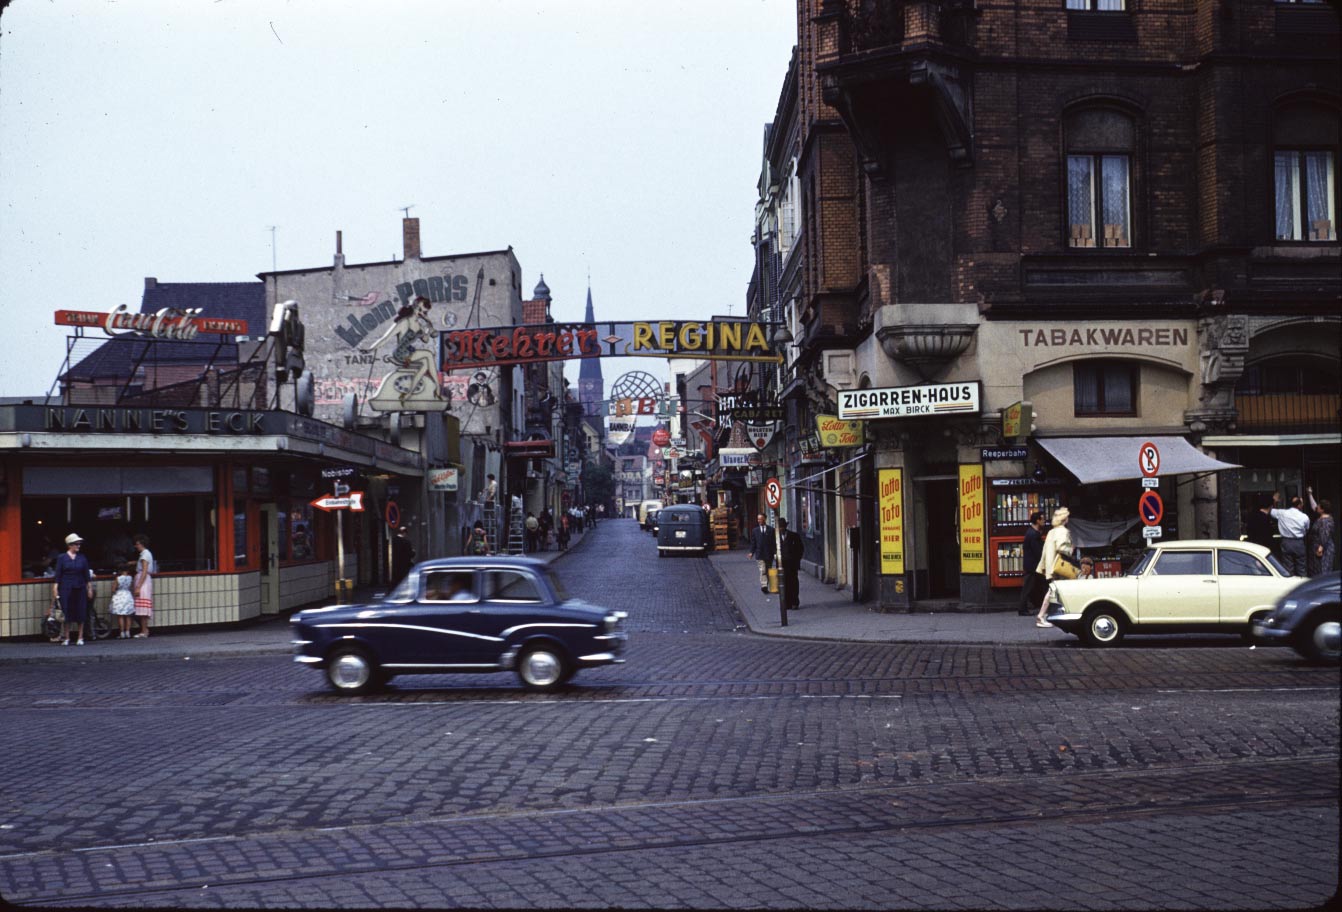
[
  {"x1": 777, "y1": 517, "x2": 804, "y2": 611},
  {"x1": 1245, "y1": 494, "x2": 1277, "y2": 552},
  {"x1": 748, "y1": 513, "x2": 776, "y2": 593},
  {"x1": 1019, "y1": 511, "x2": 1046, "y2": 616}
]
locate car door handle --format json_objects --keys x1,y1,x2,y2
[{"x1": 1202, "y1": 579, "x2": 1217, "y2": 583}]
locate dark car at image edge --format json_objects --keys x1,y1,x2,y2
[
  {"x1": 291, "y1": 556, "x2": 628, "y2": 694},
  {"x1": 1253, "y1": 572, "x2": 1341, "y2": 664}
]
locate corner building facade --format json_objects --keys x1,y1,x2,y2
[{"x1": 766, "y1": 0, "x2": 1339, "y2": 610}]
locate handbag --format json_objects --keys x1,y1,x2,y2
[{"x1": 1052, "y1": 553, "x2": 1080, "y2": 580}]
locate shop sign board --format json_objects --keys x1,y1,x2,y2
[
  {"x1": 959, "y1": 465, "x2": 986, "y2": 574},
  {"x1": 878, "y1": 468, "x2": 905, "y2": 574},
  {"x1": 1002, "y1": 401, "x2": 1031, "y2": 440},
  {"x1": 816, "y1": 414, "x2": 864, "y2": 448},
  {"x1": 719, "y1": 448, "x2": 754, "y2": 468},
  {"x1": 662, "y1": 447, "x2": 683, "y2": 460},
  {"x1": 607, "y1": 417, "x2": 635, "y2": 446},
  {"x1": 55, "y1": 306, "x2": 249, "y2": 339},
  {"x1": 837, "y1": 382, "x2": 980, "y2": 420},
  {"x1": 440, "y1": 319, "x2": 781, "y2": 370},
  {"x1": 427, "y1": 466, "x2": 459, "y2": 491},
  {"x1": 652, "y1": 427, "x2": 671, "y2": 447}
]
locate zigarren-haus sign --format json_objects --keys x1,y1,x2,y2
[{"x1": 441, "y1": 320, "x2": 780, "y2": 370}]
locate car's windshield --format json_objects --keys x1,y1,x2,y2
[
  {"x1": 387, "y1": 573, "x2": 416, "y2": 601},
  {"x1": 1127, "y1": 550, "x2": 1155, "y2": 576},
  {"x1": 545, "y1": 568, "x2": 571, "y2": 602}
]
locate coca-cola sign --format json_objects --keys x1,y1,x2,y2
[{"x1": 55, "y1": 306, "x2": 249, "y2": 339}]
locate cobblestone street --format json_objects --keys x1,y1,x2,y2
[{"x1": 1, "y1": 520, "x2": 1336, "y2": 909}]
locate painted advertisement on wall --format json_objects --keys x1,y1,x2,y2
[
  {"x1": 878, "y1": 468, "x2": 904, "y2": 575},
  {"x1": 959, "y1": 464, "x2": 986, "y2": 574},
  {"x1": 269, "y1": 252, "x2": 520, "y2": 433}
]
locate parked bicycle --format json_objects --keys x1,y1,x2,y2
[{"x1": 43, "y1": 591, "x2": 112, "y2": 643}]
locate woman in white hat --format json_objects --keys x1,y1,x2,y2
[
  {"x1": 1035, "y1": 507, "x2": 1073, "y2": 628},
  {"x1": 51, "y1": 533, "x2": 94, "y2": 645}
]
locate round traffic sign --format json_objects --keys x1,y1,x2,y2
[
  {"x1": 385, "y1": 499, "x2": 401, "y2": 530},
  {"x1": 1138, "y1": 490, "x2": 1164, "y2": 527},
  {"x1": 1139, "y1": 441, "x2": 1161, "y2": 477},
  {"x1": 764, "y1": 477, "x2": 782, "y2": 510}
]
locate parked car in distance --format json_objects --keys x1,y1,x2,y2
[
  {"x1": 291, "y1": 556, "x2": 628, "y2": 695},
  {"x1": 1252, "y1": 572, "x2": 1341, "y2": 664},
  {"x1": 1043, "y1": 540, "x2": 1301, "y2": 647},
  {"x1": 657, "y1": 504, "x2": 713, "y2": 557},
  {"x1": 638, "y1": 500, "x2": 663, "y2": 532}
]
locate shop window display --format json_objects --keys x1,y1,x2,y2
[{"x1": 22, "y1": 494, "x2": 216, "y2": 577}]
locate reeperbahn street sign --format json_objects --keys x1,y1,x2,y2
[{"x1": 441, "y1": 320, "x2": 781, "y2": 370}]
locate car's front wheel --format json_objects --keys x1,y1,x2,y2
[
  {"x1": 1081, "y1": 605, "x2": 1126, "y2": 647},
  {"x1": 1296, "y1": 609, "x2": 1340, "y2": 665},
  {"x1": 325, "y1": 646, "x2": 383, "y2": 695},
  {"x1": 516, "y1": 644, "x2": 570, "y2": 692}
]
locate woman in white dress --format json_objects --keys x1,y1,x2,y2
[{"x1": 132, "y1": 534, "x2": 156, "y2": 638}]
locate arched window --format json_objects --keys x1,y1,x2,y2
[
  {"x1": 1273, "y1": 102, "x2": 1339, "y2": 242},
  {"x1": 1065, "y1": 108, "x2": 1135, "y2": 249}
]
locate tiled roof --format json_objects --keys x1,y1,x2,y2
[
  {"x1": 522, "y1": 299, "x2": 550, "y2": 325},
  {"x1": 64, "y1": 281, "x2": 266, "y2": 382}
]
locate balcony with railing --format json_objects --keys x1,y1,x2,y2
[
  {"x1": 834, "y1": 0, "x2": 976, "y2": 56},
  {"x1": 1234, "y1": 393, "x2": 1340, "y2": 435}
]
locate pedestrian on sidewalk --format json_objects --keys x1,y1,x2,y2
[
  {"x1": 1245, "y1": 494, "x2": 1276, "y2": 551},
  {"x1": 52, "y1": 533, "x2": 93, "y2": 646},
  {"x1": 1270, "y1": 492, "x2": 1310, "y2": 576},
  {"x1": 131, "y1": 533, "x2": 156, "y2": 638},
  {"x1": 467, "y1": 521, "x2": 491, "y2": 556},
  {"x1": 1307, "y1": 496, "x2": 1335, "y2": 576},
  {"x1": 778, "y1": 517, "x2": 804, "y2": 611},
  {"x1": 110, "y1": 560, "x2": 137, "y2": 638},
  {"x1": 1035, "y1": 507, "x2": 1073, "y2": 628},
  {"x1": 748, "y1": 513, "x2": 776, "y2": 593},
  {"x1": 1019, "y1": 511, "x2": 1046, "y2": 616},
  {"x1": 525, "y1": 512, "x2": 540, "y2": 552}
]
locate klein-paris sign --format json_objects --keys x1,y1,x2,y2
[
  {"x1": 837, "y1": 382, "x2": 981, "y2": 421},
  {"x1": 440, "y1": 320, "x2": 780, "y2": 370}
]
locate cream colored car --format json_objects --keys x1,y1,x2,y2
[{"x1": 1044, "y1": 540, "x2": 1302, "y2": 647}]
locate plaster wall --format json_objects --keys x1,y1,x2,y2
[{"x1": 264, "y1": 250, "x2": 524, "y2": 436}]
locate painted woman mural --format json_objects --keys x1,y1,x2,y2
[{"x1": 361, "y1": 296, "x2": 447, "y2": 411}]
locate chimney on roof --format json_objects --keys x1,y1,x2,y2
[
  {"x1": 145, "y1": 277, "x2": 157, "y2": 291},
  {"x1": 334, "y1": 230, "x2": 345, "y2": 268},
  {"x1": 402, "y1": 217, "x2": 421, "y2": 260}
]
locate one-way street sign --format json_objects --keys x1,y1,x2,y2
[{"x1": 311, "y1": 491, "x2": 365, "y2": 512}]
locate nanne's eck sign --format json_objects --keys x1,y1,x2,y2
[{"x1": 838, "y1": 382, "x2": 980, "y2": 420}]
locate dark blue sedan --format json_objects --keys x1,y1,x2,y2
[{"x1": 291, "y1": 557, "x2": 628, "y2": 694}]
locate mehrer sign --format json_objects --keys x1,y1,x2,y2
[{"x1": 838, "y1": 382, "x2": 981, "y2": 420}]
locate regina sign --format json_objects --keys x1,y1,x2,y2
[{"x1": 837, "y1": 382, "x2": 981, "y2": 420}]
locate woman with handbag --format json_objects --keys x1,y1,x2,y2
[{"x1": 1035, "y1": 507, "x2": 1073, "y2": 628}]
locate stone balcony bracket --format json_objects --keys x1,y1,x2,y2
[{"x1": 873, "y1": 304, "x2": 979, "y2": 377}]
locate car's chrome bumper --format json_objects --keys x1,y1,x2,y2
[
  {"x1": 1251, "y1": 617, "x2": 1294, "y2": 644},
  {"x1": 1044, "y1": 606, "x2": 1083, "y2": 633}
]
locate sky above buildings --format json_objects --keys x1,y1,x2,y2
[{"x1": 0, "y1": 0, "x2": 796, "y2": 404}]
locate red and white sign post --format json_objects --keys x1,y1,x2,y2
[{"x1": 311, "y1": 483, "x2": 365, "y2": 602}]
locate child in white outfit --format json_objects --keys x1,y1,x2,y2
[{"x1": 109, "y1": 561, "x2": 137, "y2": 638}]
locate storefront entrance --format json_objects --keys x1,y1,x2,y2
[{"x1": 922, "y1": 477, "x2": 960, "y2": 599}]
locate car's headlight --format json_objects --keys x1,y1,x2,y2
[{"x1": 604, "y1": 611, "x2": 628, "y2": 633}]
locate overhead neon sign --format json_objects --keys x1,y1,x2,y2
[
  {"x1": 441, "y1": 320, "x2": 781, "y2": 370},
  {"x1": 55, "y1": 306, "x2": 249, "y2": 339}
]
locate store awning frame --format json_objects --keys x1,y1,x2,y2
[{"x1": 1035, "y1": 435, "x2": 1240, "y2": 485}]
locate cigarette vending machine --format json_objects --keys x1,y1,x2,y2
[{"x1": 987, "y1": 479, "x2": 1066, "y2": 588}]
